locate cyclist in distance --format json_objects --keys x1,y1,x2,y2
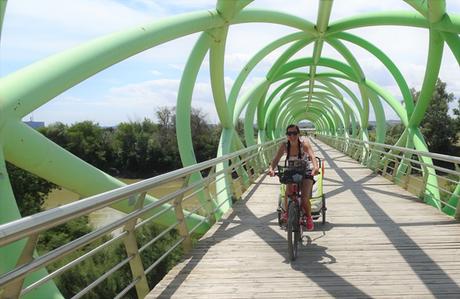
[{"x1": 268, "y1": 124, "x2": 319, "y2": 231}]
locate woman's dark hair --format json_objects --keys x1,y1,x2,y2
[{"x1": 286, "y1": 124, "x2": 300, "y2": 134}]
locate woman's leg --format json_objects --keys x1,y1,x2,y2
[
  {"x1": 285, "y1": 183, "x2": 294, "y2": 211},
  {"x1": 302, "y1": 178, "x2": 315, "y2": 230},
  {"x1": 301, "y1": 178, "x2": 314, "y2": 216}
]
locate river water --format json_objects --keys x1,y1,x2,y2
[{"x1": 43, "y1": 178, "x2": 186, "y2": 231}]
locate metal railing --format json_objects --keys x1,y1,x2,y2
[
  {"x1": 0, "y1": 138, "x2": 282, "y2": 298},
  {"x1": 318, "y1": 135, "x2": 460, "y2": 220}
]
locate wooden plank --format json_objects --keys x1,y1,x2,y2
[{"x1": 147, "y1": 140, "x2": 460, "y2": 299}]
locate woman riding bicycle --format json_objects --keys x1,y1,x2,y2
[{"x1": 268, "y1": 124, "x2": 319, "y2": 231}]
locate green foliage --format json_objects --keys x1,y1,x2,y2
[
  {"x1": 385, "y1": 123, "x2": 405, "y2": 145},
  {"x1": 39, "y1": 121, "x2": 115, "y2": 174},
  {"x1": 368, "y1": 131, "x2": 376, "y2": 142},
  {"x1": 113, "y1": 118, "x2": 167, "y2": 177},
  {"x1": 37, "y1": 217, "x2": 92, "y2": 252},
  {"x1": 6, "y1": 162, "x2": 58, "y2": 216},
  {"x1": 383, "y1": 79, "x2": 459, "y2": 154},
  {"x1": 190, "y1": 108, "x2": 220, "y2": 163},
  {"x1": 440, "y1": 174, "x2": 458, "y2": 205},
  {"x1": 37, "y1": 221, "x2": 182, "y2": 299},
  {"x1": 234, "y1": 118, "x2": 245, "y2": 141},
  {"x1": 39, "y1": 107, "x2": 220, "y2": 179},
  {"x1": 9, "y1": 106, "x2": 219, "y2": 298},
  {"x1": 411, "y1": 79, "x2": 458, "y2": 154}
]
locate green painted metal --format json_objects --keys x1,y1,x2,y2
[
  {"x1": 0, "y1": 0, "x2": 6, "y2": 43},
  {"x1": 307, "y1": 0, "x2": 334, "y2": 105},
  {"x1": 1, "y1": 0, "x2": 460, "y2": 296},
  {"x1": 176, "y1": 33, "x2": 214, "y2": 214}
]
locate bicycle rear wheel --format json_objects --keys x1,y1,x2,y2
[
  {"x1": 277, "y1": 196, "x2": 283, "y2": 227},
  {"x1": 321, "y1": 194, "x2": 327, "y2": 225},
  {"x1": 287, "y1": 201, "x2": 299, "y2": 261}
]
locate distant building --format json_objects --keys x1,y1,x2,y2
[{"x1": 24, "y1": 121, "x2": 45, "y2": 129}]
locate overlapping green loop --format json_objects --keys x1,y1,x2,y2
[{"x1": 0, "y1": 1, "x2": 459, "y2": 296}]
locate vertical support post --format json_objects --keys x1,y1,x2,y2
[
  {"x1": 392, "y1": 158, "x2": 401, "y2": 183},
  {"x1": 203, "y1": 165, "x2": 217, "y2": 223},
  {"x1": 404, "y1": 164, "x2": 413, "y2": 190},
  {"x1": 455, "y1": 198, "x2": 460, "y2": 221},
  {"x1": 203, "y1": 183, "x2": 217, "y2": 225},
  {"x1": 2, "y1": 234, "x2": 39, "y2": 299},
  {"x1": 347, "y1": 139, "x2": 354, "y2": 156},
  {"x1": 247, "y1": 151, "x2": 256, "y2": 184},
  {"x1": 382, "y1": 157, "x2": 390, "y2": 177},
  {"x1": 123, "y1": 192, "x2": 149, "y2": 299},
  {"x1": 229, "y1": 157, "x2": 242, "y2": 201},
  {"x1": 419, "y1": 165, "x2": 429, "y2": 199},
  {"x1": 174, "y1": 176, "x2": 193, "y2": 253}
]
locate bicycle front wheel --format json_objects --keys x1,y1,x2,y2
[{"x1": 287, "y1": 201, "x2": 299, "y2": 261}]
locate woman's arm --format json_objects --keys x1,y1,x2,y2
[
  {"x1": 268, "y1": 143, "x2": 285, "y2": 176},
  {"x1": 303, "y1": 139, "x2": 319, "y2": 175}
]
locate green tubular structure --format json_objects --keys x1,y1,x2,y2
[
  {"x1": 2, "y1": 0, "x2": 460, "y2": 296},
  {"x1": 176, "y1": 33, "x2": 215, "y2": 214}
]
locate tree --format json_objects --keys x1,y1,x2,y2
[
  {"x1": 454, "y1": 97, "x2": 460, "y2": 134},
  {"x1": 39, "y1": 122, "x2": 69, "y2": 146},
  {"x1": 156, "y1": 106, "x2": 174, "y2": 131},
  {"x1": 66, "y1": 121, "x2": 110, "y2": 170},
  {"x1": 40, "y1": 121, "x2": 115, "y2": 173},
  {"x1": 385, "y1": 123, "x2": 405, "y2": 145},
  {"x1": 189, "y1": 108, "x2": 219, "y2": 163},
  {"x1": 412, "y1": 79, "x2": 458, "y2": 154},
  {"x1": 6, "y1": 163, "x2": 58, "y2": 216},
  {"x1": 234, "y1": 118, "x2": 245, "y2": 141}
]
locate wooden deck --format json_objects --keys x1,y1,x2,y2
[{"x1": 148, "y1": 139, "x2": 460, "y2": 298}]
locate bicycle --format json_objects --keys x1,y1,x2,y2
[
  {"x1": 277, "y1": 157, "x2": 325, "y2": 227},
  {"x1": 276, "y1": 159, "x2": 309, "y2": 261}
]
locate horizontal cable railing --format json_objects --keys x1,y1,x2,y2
[
  {"x1": 0, "y1": 138, "x2": 283, "y2": 298},
  {"x1": 318, "y1": 135, "x2": 460, "y2": 220}
]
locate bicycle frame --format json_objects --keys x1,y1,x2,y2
[{"x1": 286, "y1": 181, "x2": 303, "y2": 261}]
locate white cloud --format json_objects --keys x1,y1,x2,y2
[
  {"x1": 6, "y1": 1, "x2": 460, "y2": 127},
  {"x1": 1, "y1": 0, "x2": 165, "y2": 68},
  {"x1": 5, "y1": 0, "x2": 163, "y2": 35}
]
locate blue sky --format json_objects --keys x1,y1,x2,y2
[{"x1": 1, "y1": 0, "x2": 460, "y2": 126}]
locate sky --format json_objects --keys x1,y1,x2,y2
[{"x1": 1, "y1": 0, "x2": 460, "y2": 126}]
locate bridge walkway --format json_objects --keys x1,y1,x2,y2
[{"x1": 148, "y1": 139, "x2": 460, "y2": 298}]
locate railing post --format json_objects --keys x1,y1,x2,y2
[
  {"x1": 382, "y1": 157, "x2": 390, "y2": 176},
  {"x1": 419, "y1": 166, "x2": 429, "y2": 199},
  {"x1": 392, "y1": 158, "x2": 401, "y2": 183},
  {"x1": 352, "y1": 142, "x2": 361, "y2": 160},
  {"x1": 2, "y1": 234, "x2": 39, "y2": 298},
  {"x1": 174, "y1": 176, "x2": 193, "y2": 253},
  {"x1": 123, "y1": 192, "x2": 149, "y2": 299},
  {"x1": 368, "y1": 144, "x2": 379, "y2": 171},
  {"x1": 347, "y1": 139, "x2": 354, "y2": 156},
  {"x1": 455, "y1": 197, "x2": 460, "y2": 221},
  {"x1": 404, "y1": 164, "x2": 413, "y2": 190},
  {"x1": 230, "y1": 157, "x2": 242, "y2": 200},
  {"x1": 203, "y1": 166, "x2": 217, "y2": 223},
  {"x1": 203, "y1": 184, "x2": 217, "y2": 225},
  {"x1": 247, "y1": 151, "x2": 257, "y2": 184}
]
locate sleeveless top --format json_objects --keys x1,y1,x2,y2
[
  {"x1": 285, "y1": 139, "x2": 313, "y2": 177},
  {"x1": 285, "y1": 139, "x2": 308, "y2": 161}
]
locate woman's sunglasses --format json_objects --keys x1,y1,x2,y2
[{"x1": 286, "y1": 131, "x2": 298, "y2": 136}]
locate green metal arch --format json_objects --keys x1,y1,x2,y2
[{"x1": 1, "y1": 1, "x2": 459, "y2": 297}]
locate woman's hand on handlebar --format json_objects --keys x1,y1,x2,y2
[
  {"x1": 268, "y1": 167, "x2": 276, "y2": 177},
  {"x1": 312, "y1": 166, "x2": 320, "y2": 176}
]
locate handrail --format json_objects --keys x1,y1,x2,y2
[
  {"x1": 318, "y1": 134, "x2": 460, "y2": 220},
  {"x1": 0, "y1": 138, "x2": 281, "y2": 246},
  {"x1": 0, "y1": 138, "x2": 284, "y2": 298},
  {"x1": 333, "y1": 135, "x2": 460, "y2": 165}
]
